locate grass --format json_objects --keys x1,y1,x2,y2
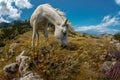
[{"x1": 0, "y1": 30, "x2": 119, "y2": 80}]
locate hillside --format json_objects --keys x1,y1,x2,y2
[{"x1": 0, "y1": 30, "x2": 119, "y2": 80}]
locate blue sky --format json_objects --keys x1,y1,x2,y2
[{"x1": 0, "y1": 0, "x2": 120, "y2": 35}]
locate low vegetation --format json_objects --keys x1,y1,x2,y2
[
  {"x1": 114, "y1": 33, "x2": 120, "y2": 42},
  {"x1": 0, "y1": 20, "x2": 31, "y2": 47},
  {"x1": 0, "y1": 27, "x2": 119, "y2": 80}
]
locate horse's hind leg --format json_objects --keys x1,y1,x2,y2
[
  {"x1": 36, "y1": 30, "x2": 40, "y2": 46},
  {"x1": 42, "y1": 25, "x2": 49, "y2": 46}
]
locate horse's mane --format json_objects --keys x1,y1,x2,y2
[
  {"x1": 44, "y1": 4, "x2": 75, "y2": 33},
  {"x1": 44, "y1": 4, "x2": 65, "y2": 16},
  {"x1": 55, "y1": 9, "x2": 65, "y2": 16}
]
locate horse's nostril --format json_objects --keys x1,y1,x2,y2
[{"x1": 63, "y1": 32, "x2": 67, "y2": 35}]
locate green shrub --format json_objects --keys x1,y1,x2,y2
[
  {"x1": 0, "y1": 20, "x2": 31, "y2": 40},
  {"x1": 1, "y1": 28, "x2": 16, "y2": 39},
  {"x1": 114, "y1": 33, "x2": 120, "y2": 42},
  {"x1": 0, "y1": 40, "x2": 5, "y2": 47}
]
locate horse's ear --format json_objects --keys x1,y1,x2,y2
[{"x1": 64, "y1": 19, "x2": 68, "y2": 25}]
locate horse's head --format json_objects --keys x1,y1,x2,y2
[{"x1": 54, "y1": 19, "x2": 68, "y2": 47}]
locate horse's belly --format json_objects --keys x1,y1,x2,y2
[
  {"x1": 38, "y1": 25, "x2": 44, "y2": 30},
  {"x1": 37, "y1": 20, "x2": 48, "y2": 30}
]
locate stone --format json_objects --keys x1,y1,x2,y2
[
  {"x1": 9, "y1": 42, "x2": 19, "y2": 53},
  {"x1": 3, "y1": 62, "x2": 19, "y2": 79},
  {"x1": 19, "y1": 71, "x2": 43, "y2": 80},
  {"x1": 16, "y1": 50, "x2": 31, "y2": 75}
]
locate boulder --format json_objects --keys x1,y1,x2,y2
[
  {"x1": 3, "y1": 62, "x2": 19, "y2": 79},
  {"x1": 16, "y1": 50, "x2": 31, "y2": 75},
  {"x1": 19, "y1": 71, "x2": 43, "y2": 80},
  {"x1": 102, "y1": 61, "x2": 115, "y2": 71},
  {"x1": 16, "y1": 50, "x2": 28, "y2": 63},
  {"x1": 115, "y1": 43, "x2": 120, "y2": 48},
  {"x1": 18, "y1": 57, "x2": 30, "y2": 75},
  {"x1": 7, "y1": 42, "x2": 19, "y2": 59},
  {"x1": 9, "y1": 42, "x2": 19, "y2": 53},
  {"x1": 108, "y1": 50, "x2": 120, "y2": 60}
]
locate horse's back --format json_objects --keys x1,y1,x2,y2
[
  {"x1": 30, "y1": 4, "x2": 66, "y2": 27},
  {"x1": 30, "y1": 4, "x2": 44, "y2": 27},
  {"x1": 30, "y1": 4, "x2": 53, "y2": 27}
]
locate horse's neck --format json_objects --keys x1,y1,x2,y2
[{"x1": 43, "y1": 7, "x2": 63, "y2": 26}]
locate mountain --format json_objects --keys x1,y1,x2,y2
[
  {"x1": 0, "y1": 19, "x2": 30, "y2": 28},
  {"x1": 0, "y1": 22, "x2": 10, "y2": 28}
]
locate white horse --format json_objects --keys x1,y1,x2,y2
[{"x1": 30, "y1": 4, "x2": 73, "y2": 47}]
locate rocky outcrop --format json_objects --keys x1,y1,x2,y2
[
  {"x1": 3, "y1": 50, "x2": 43, "y2": 80},
  {"x1": 19, "y1": 71, "x2": 43, "y2": 80},
  {"x1": 16, "y1": 51, "x2": 43, "y2": 80},
  {"x1": 9, "y1": 42, "x2": 19, "y2": 53},
  {"x1": 7, "y1": 42, "x2": 20, "y2": 59},
  {"x1": 3, "y1": 62, "x2": 19, "y2": 79}
]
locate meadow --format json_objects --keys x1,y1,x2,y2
[{"x1": 0, "y1": 29, "x2": 118, "y2": 80}]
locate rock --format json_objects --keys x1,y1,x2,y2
[
  {"x1": 16, "y1": 50, "x2": 29, "y2": 64},
  {"x1": 102, "y1": 61, "x2": 115, "y2": 71},
  {"x1": 115, "y1": 43, "x2": 120, "y2": 48},
  {"x1": 15, "y1": 51, "x2": 43, "y2": 80},
  {"x1": 18, "y1": 57, "x2": 30, "y2": 75},
  {"x1": 16, "y1": 50, "x2": 31, "y2": 75},
  {"x1": 9, "y1": 42, "x2": 19, "y2": 53},
  {"x1": 3, "y1": 62, "x2": 19, "y2": 79},
  {"x1": 19, "y1": 71, "x2": 43, "y2": 80},
  {"x1": 109, "y1": 41, "x2": 114, "y2": 44},
  {"x1": 7, "y1": 42, "x2": 19, "y2": 59},
  {"x1": 108, "y1": 50, "x2": 120, "y2": 60}
]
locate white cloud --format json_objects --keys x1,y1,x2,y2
[
  {"x1": 15, "y1": 0, "x2": 32, "y2": 9},
  {"x1": 115, "y1": 0, "x2": 120, "y2": 5},
  {"x1": 75, "y1": 15, "x2": 120, "y2": 34},
  {"x1": 75, "y1": 0, "x2": 120, "y2": 34},
  {"x1": 102, "y1": 15, "x2": 110, "y2": 22},
  {"x1": 0, "y1": 0, "x2": 32, "y2": 22}
]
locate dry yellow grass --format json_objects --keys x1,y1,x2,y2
[{"x1": 0, "y1": 31, "x2": 119, "y2": 80}]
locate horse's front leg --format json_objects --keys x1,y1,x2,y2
[
  {"x1": 43, "y1": 25, "x2": 49, "y2": 45},
  {"x1": 32, "y1": 30, "x2": 35, "y2": 47},
  {"x1": 44, "y1": 25, "x2": 48, "y2": 42},
  {"x1": 32, "y1": 21, "x2": 37, "y2": 47}
]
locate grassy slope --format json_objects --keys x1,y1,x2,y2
[{"x1": 0, "y1": 31, "x2": 118, "y2": 80}]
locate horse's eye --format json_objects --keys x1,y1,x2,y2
[{"x1": 62, "y1": 24, "x2": 66, "y2": 27}]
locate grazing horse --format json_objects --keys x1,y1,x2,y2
[{"x1": 30, "y1": 4, "x2": 73, "y2": 47}]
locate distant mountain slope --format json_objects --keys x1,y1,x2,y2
[
  {"x1": 0, "y1": 22, "x2": 10, "y2": 28},
  {"x1": 0, "y1": 19, "x2": 30, "y2": 28}
]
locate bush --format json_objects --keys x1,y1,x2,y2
[
  {"x1": 0, "y1": 41, "x2": 5, "y2": 47},
  {"x1": 114, "y1": 33, "x2": 120, "y2": 42},
  {"x1": 1, "y1": 28, "x2": 16, "y2": 39},
  {"x1": 0, "y1": 20, "x2": 31, "y2": 40}
]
